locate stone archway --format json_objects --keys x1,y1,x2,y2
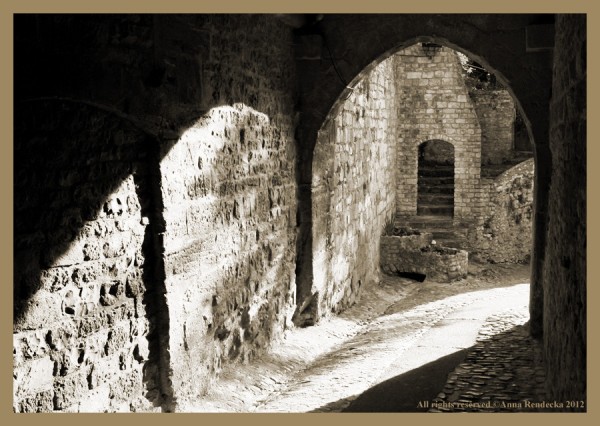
[{"x1": 294, "y1": 16, "x2": 551, "y2": 339}]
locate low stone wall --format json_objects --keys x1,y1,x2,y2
[
  {"x1": 467, "y1": 159, "x2": 534, "y2": 263},
  {"x1": 383, "y1": 227, "x2": 433, "y2": 249},
  {"x1": 380, "y1": 235, "x2": 468, "y2": 282}
]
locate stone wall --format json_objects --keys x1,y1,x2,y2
[
  {"x1": 13, "y1": 14, "x2": 299, "y2": 412},
  {"x1": 13, "y1": 105, "x2": 157, "y2": 413},
  {"x1": 543, "y1": 14, "x2": 586, "y2": 403},
  {"x1": 470, "y1": 89, "x2": 516, "y2": 165},
  {"x1": 161, "y1": 101, "x2": 297, "y2": 407},
  {"x1": 380, "y1": 237, "x2": 468, "y2": 282},
  {"x1": 133, "y1": 14, "x2": 299, "y2": 409},
  {"x1": 311, "y1": 56, "x2": 397, "y2": 319},
  {"x1": 394, "y1": 44, "x2": 482, "y2": 219},
  {"x1": 467, "y1": 159, "x2": 534, "y2": 263}
]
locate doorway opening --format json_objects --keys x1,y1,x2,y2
[{"x1": 417, "y1": 139, "x2": 455, "y2": 217}]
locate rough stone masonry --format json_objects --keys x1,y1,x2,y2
[{"x1": 13, "y1": 15, "x2": 298, "y2": 412}]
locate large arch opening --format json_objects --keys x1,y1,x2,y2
[
  {"x1": 285, "y1": 35, "x2": 545, "y2": 411},
  {"x1": 298, "y1": 39, "x2": 536, "y2": 328},
  {"x1": 292, "y1": 16, "x2": 555, "y2": 343}
]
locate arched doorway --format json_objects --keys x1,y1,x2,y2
[{"x1": 417, "y1": 139, "x2": 455, "y2": 217}]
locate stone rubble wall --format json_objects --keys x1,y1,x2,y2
[
  {"x1": 13, "y1": 14, "x2": 298, "y2": 412},
  {"x1": 312, "y1": 56, "x2": 398, "y2": 317},
  {"x1": 466, "y1": 159, "x2": 534, "y2": 263}
]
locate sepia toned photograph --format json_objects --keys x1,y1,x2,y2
[{"x1": 12, "y1": 12, "x2": 586, "y2": 413}]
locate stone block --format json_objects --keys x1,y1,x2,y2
[
  {"x1": 53, "y1": 370, "x2": 90, "y2": 410},
  {"x1": 14, "y1": 355, "x2": 55, "y2": 398},
  {"x1": 14, "y1": 290, "x2": 64, "y2": 332},
  {"x1": 16, "y1": 389, "x2": 55, "y2": 413}
]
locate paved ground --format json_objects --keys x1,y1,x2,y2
[
  {"x1": 427, "y1": 311, "x2": 548, "y2": 413},
  {"x1": 181, "y1": 262, "x2": 559, "y2": 413}
]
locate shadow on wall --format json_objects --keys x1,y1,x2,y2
[
  {"x1": 13, "y1": 99, "x2": 180, "y2": 409},
  {"x1": 13, "y1": 13, "x2": 298, "y2": 411},
  {"x1": 13, "y1": 98, "x2": 292, "y2": 410},
  {"x1": 13, "y1": 14, "x2": 297, "y2": 321},
  {"x1": 13, "y1": 100, "x2": 172, "y2": 324}
]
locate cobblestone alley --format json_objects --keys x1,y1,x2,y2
[{"x1": 180, "y1": 263, "x2": 561, "y2": 413}]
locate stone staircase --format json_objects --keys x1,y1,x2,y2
[
  {"x1": 404, "y1": 152, "x2": 533, "y2": 252},
  {"x1": 417, "y1": 165, "x2": 454, "y2": 216}
]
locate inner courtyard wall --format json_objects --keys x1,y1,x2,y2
[{"x1": 394, "y1": 45, "x2": 483, "y2": 220}]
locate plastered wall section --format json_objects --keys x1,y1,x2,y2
[
  {"x1": 158, "y1": 16, "x2": 298, "y2": 407},
  {"x1": 312, "y1": 56, "x2": 397, "y2": 317},
  {"x1": 394, "y1": 45, "x2": 482, "y2": 220}
]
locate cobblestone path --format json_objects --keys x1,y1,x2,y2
[
  {"x1": 429, "y1": 309, "x2": 548, "y2": 412},
  {"x1": 256, "y1": 284, "x2": 530, "y2": 412},
  {"x1": 183, "y1": 264, "x2": 546, "y2": 413}
]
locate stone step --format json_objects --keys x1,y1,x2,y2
[
  {"x1": 396, "y1": 214, "x2": 453, "y2": 225},
  {"x1": 417, "y1": 194, "x2": 453, "y2": 205},
  {"x1": 434, "y1": 239, "x2": 465, "y2": 250},
  {"x1": 419, "y1": 185, "x2": 454, "y2": 195},
  {"x1": 429, "y1": 230, "x2": 461, "y2": 239},
  {"x1": 418, "y1": 176, "x2": 454, "y2": 185},
  {"x1": 420, "y1": 161, "x2": 455, "y2": 168},
  {"x1": 394, "y1": 214, "x2": 469, "y2": 250},
  {"x1": 415, "y1": 226, "x2": 468, "y2": 237},
  {"x1": 417, "y1": 201, "x2": 453, "y2": 209},
  {"x1": 417, "y1": 205, "x2": 454, "y2": 215},
  {"x1": 418, "y1": 167, "x2": 454, "y2": 178},
  {"x1": 401, "y1": 223, "x2": 454, "y2": 231}
]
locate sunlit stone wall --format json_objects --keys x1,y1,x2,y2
[{"x1": 312, "y1": 56, "x2": 397, "y2": 318}]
